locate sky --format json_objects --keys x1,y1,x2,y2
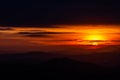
[
  {"x1": 0, "y1": 0, "x2": 120, "y2": 54},
  {"x1": 0, "y1": 0, "x2": 120, "y2": 26},
  {"x1": 0, "y1": 25, "x2": 120, "y2": 54}
]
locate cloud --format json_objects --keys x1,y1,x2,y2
[
  {"x1": 18, "y1": 31, "x2": 73, "y2": 35},
  {"x1": 0, "y1": 27, "x2": 14, "y2": 31},
  {"x1": 111, "y1": 40, "x2": 120, "y2": 42},
  {"x1": 1, "y1": 25, "x2": 62, "y2": 28},
  {"x1": 17, "y1": 31, "x2": 74, "y2": 37},
  {"x1": 44, "y1": 39, "x2": 77, "y2": 42},
  {"x1": 23, "y1": 34, "x2": 50, "y2": 37}
]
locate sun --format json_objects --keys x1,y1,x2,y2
[
  {"x1": 78, "y1": 34, "x2": 107, "y2": 46},
  {"x1": 91, "y1": 42, "x2": 98, "y2": 46},
  {"x1": 85, "y1": 34, "x2": 105, "y2": 41}
]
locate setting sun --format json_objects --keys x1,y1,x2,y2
[
  {"x1": 92, "y1": 42, "x2": 98, "y2": 46},
  {"x1": 77, "y1": 33, "x2": 109, "y2": 46},
  {"x1": 84, "y1": 34, "x2": 106, "y2": 41}
]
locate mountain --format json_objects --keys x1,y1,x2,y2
[
  {"x1": 0, "y1": 51, "x2": 58, "y2": 63},
  {"x1": 0, "y1": 51, "x2": 119, "y2": 76},
  {"x1": 71, "y1": 50, "x2": 120, "y2": 67}
]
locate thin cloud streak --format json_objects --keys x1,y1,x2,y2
[{"x1": 0, "y1": 27, "x2": 14, "y2": 31}]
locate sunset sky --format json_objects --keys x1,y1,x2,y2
[
  {"x1": 0, "y1": 25, "x2": 120, "y2": 54},
  {"x1": 0, "y1": 1, "x2": 120, "y2": 55}
]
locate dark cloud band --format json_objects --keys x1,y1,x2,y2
[
  {"x1": 0, "y1": 27, "x2": 14, "y2": 31},
  {"x1": 17, "y1": 31, "x2": 74, "y2": 37}
]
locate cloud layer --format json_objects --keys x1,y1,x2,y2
[
  {"x1": 17, "y1": 31, "x2": 74, "y2": 37},
  {"x1": 0, "y1": 27, "x2": 14, "y2": 30}
]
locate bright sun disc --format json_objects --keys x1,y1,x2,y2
[
  {"x1": 92, "y1": 42, "x2": 98, "y2": 46},
  {"x1": 79, "y1": 34, "x2": 108, "y2": 46},
  {"x1": 85, "y1": 34, "x2": 106, "y2": 41}
]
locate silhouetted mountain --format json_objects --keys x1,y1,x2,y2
[
  {"x1": 0, "y1": 51, "x2": 59, "y2": 63},
  {"x1": 40, "y1": 58, "x2": 106, "y2": 76},
  {"x1": 71, "y1": 50, "x2": 120, "y2": 67},
  {"x1": 0, "y1": 51, "x2": 120, "y2": 76},
  {"x1": 42, "y1": 58, "x2": 100, "y2": 69}
]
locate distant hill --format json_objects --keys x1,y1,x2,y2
[
  {"x1": 0, "y1": 51, "x2": 120, "y2": 76},
  {"x1": 0, "y1": 51, "x2": 59, "y2": 63},
  {"x1": 70, "y1": 50, "x2": 120, "y2": 67}
]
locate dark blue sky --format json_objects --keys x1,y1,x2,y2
[{"x1": 0, "y1": 0, "x2": 120, "y2": 26}]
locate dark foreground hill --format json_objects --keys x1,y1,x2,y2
[{"x1": 0, "y1": 52, "x2": 120, "y2": 77}]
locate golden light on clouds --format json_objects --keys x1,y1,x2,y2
[
  {"x1": 92, "y1": 42, "x2": 98, "y2": 46},
  {"x1": 0, "y1": 25, "x2": 120, "y2": 53},
  {"x1": 79, "y1": 34, "x2": 106, "y2": 46},
  {"x1": 0, "y1": 25, "x2": 120, "y2": 46},
  {"x1": 77, "y1": 32, "x2": 120, "y2": 46},
  {"x1": 83, "y1": 34, "x2": 106, "y2": 41}
]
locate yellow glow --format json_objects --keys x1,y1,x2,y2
[
  {"x1": 92, "y1": 42, "x2": 98, "y2": 46},
  {"x1": 1, "y1": 25, "x2": 119, "y2": 46},
  {"x1": 77, "y1": 33, "x2": 109, "y2": 46},
  {"x1": 84, "y1": 34, "x2": 106, "y2": 41}
]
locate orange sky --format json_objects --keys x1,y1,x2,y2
[
  {"x1": 0, "y1": 25, "x2": 120, "y2": 54},
  {"x1": 14, "y1": 25, "x2": 120, "y2": 45}
]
